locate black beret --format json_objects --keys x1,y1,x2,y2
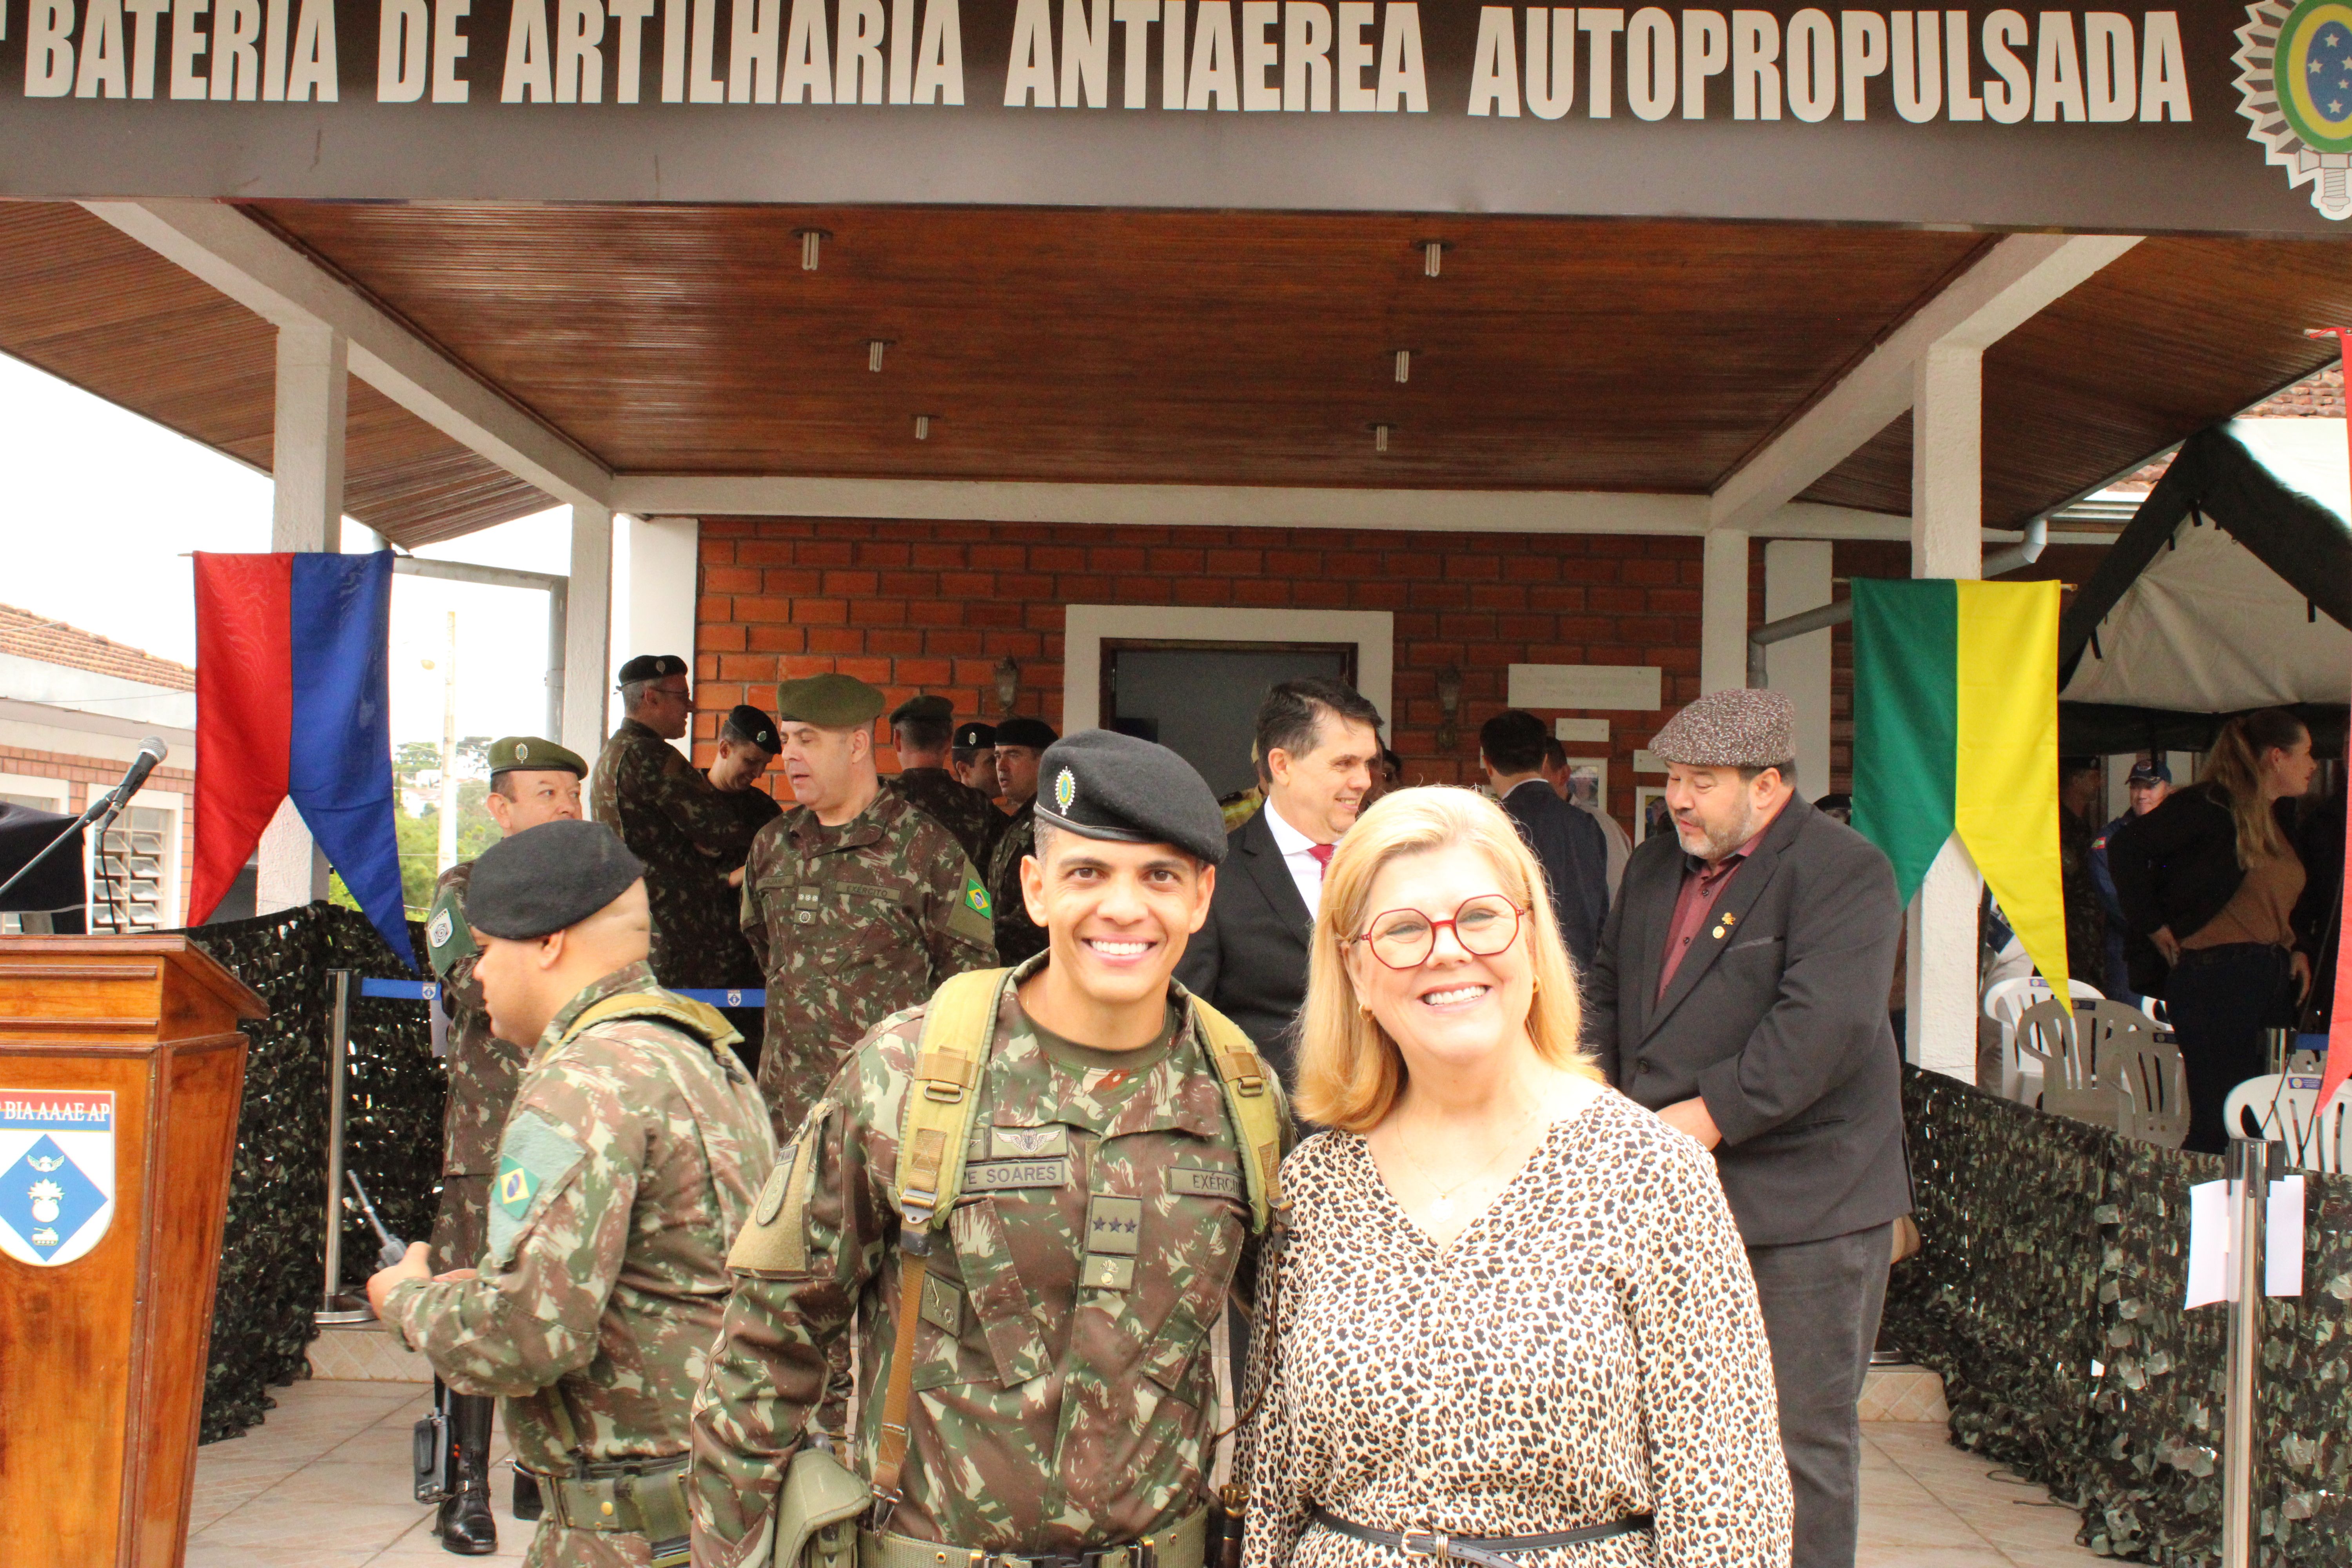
[
  {"x1": 467, "y1": 820, "x2": 646, "y2": 940},
  {"x1": 721, "y1": 704, "x2": 780, "y2": 751},
  {"x1": 891, "y1": 694, "x2": 955, "y2": 726},
  {"x1": 617, "y1": 653, "x2": 687, "y2": 684},
  {"x1": 1034, "y1": 730, "x2": 1227, "y2": 865},
  {"x1": 952, "y1": 721, "x2": 996, "y2": 750},
  {"x1": 994, "y1": 717, "x2": 1059, "y2": 751}
]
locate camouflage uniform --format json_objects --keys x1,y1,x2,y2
[
  {"x1": 381, "y1": 962, "x2": 779, "y2": 1568},
  {"x1": 985, "y1": 798, "x2": 1049, "y2": 965},
  {"x1": 889, "y1": 767, "x2": 1003, "y2": 871},
  {"x1": 740, "y1": 788, "x2": 996, "y2": 1138},
  {"x1": 422, "y1": 860, "x2": 530, "y2": 1273},
  {"x1": 688, "y1": 955, "x2": 1289, "y2": 1568},
  {"x1": 591, "y1": 718, "x2": 750, "y2": 989}
]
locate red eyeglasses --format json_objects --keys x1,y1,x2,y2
[{"x1": 1346, "y1": 895, "x2": 1527, "y2": 970}]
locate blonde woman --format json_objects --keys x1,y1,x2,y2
[{"x1": 1238, "y1": 788, "x2": 1790, "y2": 1568}]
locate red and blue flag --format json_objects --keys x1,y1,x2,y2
[{"x1": 191, "y1": 551, "x2": 416, "y2": 968}]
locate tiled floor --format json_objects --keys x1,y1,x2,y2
[{"x1": 187, "y1": 1380, "x2": 2100, "y2": 1567}]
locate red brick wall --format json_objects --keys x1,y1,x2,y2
[
  {"x1": 692, "y1": 518, "x2": 1771, "y2": 830},
  {"x1": 0, "y1": 746, "x2": 198, "y2": 924}
]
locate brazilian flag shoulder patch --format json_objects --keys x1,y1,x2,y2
[
  {"x1": 964, "y1": 873, "x2": 992, "y2": 919},
  {"x1": 485, "y1": 1109, "x2": 587, "y2": 1266}
]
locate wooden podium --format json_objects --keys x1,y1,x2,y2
[{"x1": 0, "y1": 935, "x2": 265, "y2": 1567}]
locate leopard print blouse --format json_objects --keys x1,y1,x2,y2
[{"x1": 1237, "y1": 1093, "x2": 1792, "y2": 1568}]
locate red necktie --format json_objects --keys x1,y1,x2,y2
[{"x1": 1308, "y1": 843, "x2": 1336, "y2": 879}]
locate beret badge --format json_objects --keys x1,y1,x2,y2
[{"x1": 1054, "y1": 767, "x2": 1078, "y2": 814}]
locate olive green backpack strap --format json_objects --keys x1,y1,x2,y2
[
  {"x1": 560, "y1": 990, "x2": 744, "y2": 1055},
  {"x1": 871, "y1": 966, "x2": 1015, "y2": 1525},
  {"x1": 1186, "y1": 997, "x2": 1287, "y2": 1234}
]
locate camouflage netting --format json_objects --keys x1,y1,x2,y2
[
  {"x1": 1887, "y1": 1065, "x2": 2352, "y2": 1564},
  {"x1": 183, "y1": 901, "x2": 445, "y2": 1443}
]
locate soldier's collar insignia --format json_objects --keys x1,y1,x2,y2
[{"x1": 1054, "y1": 767, "x2": 1077, "y2": 813}]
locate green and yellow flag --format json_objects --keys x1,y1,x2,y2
[{"x1": 1851, "y1": 578, "x2": 2067, "y2": 999}]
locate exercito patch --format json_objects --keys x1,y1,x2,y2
[
  {"x1": 1168, "y1": 1166, "x2": 1243, "y2": 1200},
  {"x1": 424, "y1": 885, "x2": 476, "y2": 980},
  {"x1": 485, "y1": 1111, "x2": 586, "y2": 1265}
]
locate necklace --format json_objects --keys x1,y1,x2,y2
[{"x1": 1390, "y1": 1100, "x2": 1548, "y2": 1225}]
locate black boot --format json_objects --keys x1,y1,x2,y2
[
  {"x1": 435, "y1": 1393, "x2": 499, "y2": 1555},
  {"x1": 513, "y1": 1467, "x2": 544, "y2": 1522}
]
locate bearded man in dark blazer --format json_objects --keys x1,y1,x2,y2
[{"x1": 1583, "y1": 688, "x2": 1910, "y2": 1568}]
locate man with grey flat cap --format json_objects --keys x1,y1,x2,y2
[
  {"x1": 691, "y1": 728, "x2": 1293, "y2": 1568},
  {"x1": 1583, "y1": 688, "x2": 1909, "y2": 1568},
  {"x1": 419, "y1": 733, "x2": 588, "y2": 1552},
  {"x1": 372, "y1": 819, "x2": 776, "y2": 1568}
]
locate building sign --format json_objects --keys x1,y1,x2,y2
[
  {"x1": 0, "y1": 0, "x2": 2345, "y2": 232},
  {"x1": 0, "y1": 1090, "x2": 116, "y2": 1268}
]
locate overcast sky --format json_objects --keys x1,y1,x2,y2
[{"x1": 3, "y1": 352, "x2": 577, "y2": 754}]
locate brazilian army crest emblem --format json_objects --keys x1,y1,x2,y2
[
  {"x1": 0, "y1": 1090, "x2": 116, "y2": 1267},
  {"x1": 2239, "y1": 0, "x2": 2352, "y2": 217}
]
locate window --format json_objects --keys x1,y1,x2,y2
[{"x1": 90, "y1": 806, "x2": 173, "y2": 935}]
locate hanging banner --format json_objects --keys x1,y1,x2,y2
[{"x1": 0, "y1": 0, "x2": 2350, "y2": 231}]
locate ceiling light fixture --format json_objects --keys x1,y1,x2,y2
[
  {"x1": 868, "y1": 339, "x2": 889, "y2": 372},
  {"x1": 1417, "y1": 239, "x2": 1451, "y2": 278},
  {"x1": 1394, "y1": 349, "x2": 1412, "y2": 384},
  {"x1": 794, "y1": 228, "x2": 829, "y2": 270},
  {"x1": 1371, "y1": 423, "x2": 1393, "y2": 453},
  {"x1": 914, "y1": 415, "x2": 931, "y2": 441}
]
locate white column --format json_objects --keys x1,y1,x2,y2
[
  {"x1": 1763, "y1": 540, "x2": 1833, "y2": 794},
  {"x1": 1699, "y1": 530, "x2": 1749, "y2": 694},
  {"x1": 255, "y1": 322, "x2": 347, "y2": 914},
  {"x1": 1905, "y1": 342, "x2": 1986, "y2": 1079},
  {"x1": 563, "y1": 503, "x2": 617, "y2": 763},
  {"x1": 625, "y1": 515, "x2": 704, "y2": 758}
]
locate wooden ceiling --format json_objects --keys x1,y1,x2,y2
[
  {"x1": 5, "y1": 198, "x2": 2347, "y2": 537},
  {"x1": 1801, "y1": 238, "x2": 2352, "y2": 525},
  {"x1": 249, "y1": 202, "x2": 1993, "y2": 493},
  {"x1": 0, "y1": 202, "x2": 551, "y2": 548}
]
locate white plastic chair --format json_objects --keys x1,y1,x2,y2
[
  {"x1": 2222, "y1": 1071, "x2": 2343, "y2": 1169},
  {"x1": 2016, "y1": 998, "x2": 2127, "y2": 1132},
  {"x1": 2108, "y1": 1031, "x2": 2190, "y2": 1149},
  {"x1": 1989, "y1": 979, "x2": 2109, "y2": 1108}
]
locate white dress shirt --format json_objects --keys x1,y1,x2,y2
[{"x1": 1262, "y1": 796, "x2": 1329, "y2": 920}]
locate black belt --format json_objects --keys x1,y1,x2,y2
[{"x1": 1310, "y1": 1508, "x2": 1653, "y2": 1568}]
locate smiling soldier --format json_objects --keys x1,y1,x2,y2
[{"x1": 689, "y1": 728, "x2": 1294, "y2": 1568}]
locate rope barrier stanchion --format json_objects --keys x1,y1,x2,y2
[
  {"x1": 316, "y1": 968, "x2": 375, "y2": 1327},
  {"x1": 2219, "y1": 1135, "x2": 2276, "y2": 1568}
]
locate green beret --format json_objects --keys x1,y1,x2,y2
[
  {"x1": 483, "y1": 735, "x2": 586, "y2": 779},
  {"x1": 1035, "y1": 730, "x2": 1226, "y2": 865},
  {"x1": 618, "y1": 653, "x2": 688, "y2": 684},
  {"x1": 952, "y1": 721, "x2": 996, "y2": 750},
  {"x1": 994, "y1": 717, "x2": 1059, "y2": 751},
  {"x1": 891, "y1": 694, "x2": 955, "y2": 726},
  {"x1": 777, "y1": 673, "x2": 886, "y2": 728},
  {"x1": 467, "y1": 820, "x2": 645, "y2": 939}
]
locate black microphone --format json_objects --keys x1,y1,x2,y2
[{"x1": 112, "y1": 737, "x2": 169, "y2": 803}]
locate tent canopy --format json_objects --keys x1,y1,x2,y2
[{"x1": 2056, "y1": 423, "x2": 2352, "y2": 754}]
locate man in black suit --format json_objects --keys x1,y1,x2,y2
[
  {"x1": 1176, "y1": 676, "x2": 1385, "y2": 1081},
  {"x1": 1583, "y1": 688, "x2": 1909, "y2": 1568},
  {"x1": 1480, "y1": 710, "x2": 1610, "y2": 967}
]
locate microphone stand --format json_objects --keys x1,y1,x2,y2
[{"x1": 0, "y1": 780, "x2": 141, "y2": 913}]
